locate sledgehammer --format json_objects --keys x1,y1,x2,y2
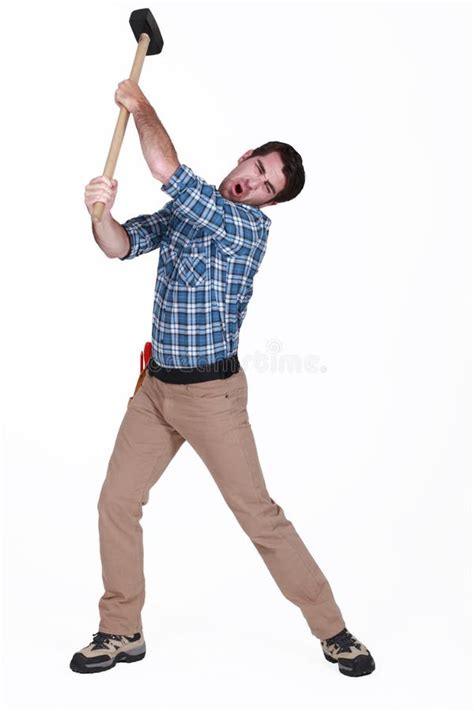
[{"x1": 92, "y1": 8, "x2": 164, "y2": 223}]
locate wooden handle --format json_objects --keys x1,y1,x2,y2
[{"x1": 92, "y1": 33, "x2": 151, "y2": 223}]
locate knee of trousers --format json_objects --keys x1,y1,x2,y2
[
  {"x1": 97, "y1": 485, "x2": 143, "y2": 519},
  {"x1": 230, "y1": 496, "x2": 286, "y2": 542}
]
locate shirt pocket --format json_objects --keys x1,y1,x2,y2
[
  {"x1": 159, "y1": 242, "x2": 209, "y2": 288},
  {"x1": 176, "y1": 244, "x2": 209, "y2": 288}
]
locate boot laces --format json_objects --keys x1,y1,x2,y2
[
  {"x1": 91, "y1": 631, "x2": 126, "y2": 649},
  {"x1": 329, "y1": 629, "x2": 361, "y2": 653}
]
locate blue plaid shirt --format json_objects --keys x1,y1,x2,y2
[{"x1": 119, "y1": 164, "x2": 271, "y2": 367}]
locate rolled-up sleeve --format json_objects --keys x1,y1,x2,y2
[
  {"x1": 119, "y1": 200, "x2": 174, "y2": 260},
  {"x1": 161, "y1": 164, "x2": 271, "y2": 257}
]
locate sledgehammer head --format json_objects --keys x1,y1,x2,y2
[{"x1": 129, "y1": 8, "x2": 164, "y2": 55}]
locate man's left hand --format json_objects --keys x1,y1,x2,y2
[{"x1": 114, "y1": 79, "x2": 149, "y2": 114}]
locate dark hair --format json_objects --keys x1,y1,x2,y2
[{"x1": 250, "y1": 140, "x2": 305, "y2": 203}]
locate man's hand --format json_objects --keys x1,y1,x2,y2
[
  {"x1": 114, "y1": 79, "x2": 149, "y2": 114},
  {"x1": 84, "y1": 176, "x2": 118, "y2": 217}
]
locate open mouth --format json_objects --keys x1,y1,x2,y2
[{"x1": 233, "y1": 182, "x2": 243, "y2": 196}]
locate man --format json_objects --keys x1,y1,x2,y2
[{"x1": 70, "y1": 79, "x2": 375, "y2": 677}]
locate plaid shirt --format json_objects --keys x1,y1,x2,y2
[{"x1": 119, "y1": 164, "x2": 271, "y2": 367}]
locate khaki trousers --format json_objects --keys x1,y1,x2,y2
[{"x1": 97, "y1": 366, "x2": 346, "y2": 640}]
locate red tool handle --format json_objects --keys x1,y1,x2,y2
[
  {"x1": 143, "y1": 342, "x2": 152, "y2": 368},
  {"x1": 132, "y1": 341, "x2": 153, "y2": 400}
]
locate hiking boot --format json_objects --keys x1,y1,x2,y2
[
  {"x1": 69, "y1": 630, "x2": 146, "y2": 674},
  {"x1": 321, "y1": 627, "x2": 375, "y2": 677}
]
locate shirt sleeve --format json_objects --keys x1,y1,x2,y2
[
  {"x1": 161, "y1": 164, "x2": 271, "y2": 257},
  {"x1": 119, "y1": 200, "x2": 174, "y2": 260}
]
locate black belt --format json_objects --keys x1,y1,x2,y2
[{"x1": 148, "y1": 353, "x2": 240, "y2": 384}]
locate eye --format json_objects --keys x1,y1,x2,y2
[{"x1": 257, "y1": 161, "x2": 271, "y2": 192}]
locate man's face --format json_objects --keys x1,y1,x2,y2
[{"x1": 218, "y1": 149, "x2": 286, "y2": 208}]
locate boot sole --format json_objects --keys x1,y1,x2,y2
[
  {"x1": 323, "y1": 650, "x2": 376, "y2": 677},
  {"x1": 70, "y1": 648, "x2": 146, "y2": 674}
]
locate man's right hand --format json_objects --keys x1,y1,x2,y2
[{"x1": 84, "y1": 176, "x2": 118, "y2": 217}]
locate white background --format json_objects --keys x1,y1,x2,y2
[{"x1": 1, "y1": 0, "x2": 471, "y2": 709}]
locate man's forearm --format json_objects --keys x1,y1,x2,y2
[
  {"x1": 133, "y1": 100, "x2": 180, "y2": 183},
  {"x1": 92, "y1": 212, "x2": 130, "y2": 259}
]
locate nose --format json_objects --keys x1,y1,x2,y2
[{"x1": 246, "y1": 176, "x2": 265, "y2": 191}]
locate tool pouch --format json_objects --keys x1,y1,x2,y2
[{"x1": 128, "y1": 341, "x2": 152, "y2": 405}]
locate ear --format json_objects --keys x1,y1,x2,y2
[
  {"x1": 260, "y1": 199, "x2": 278, "y2": 208},
  {"x1": 237, "y1": 149, "x2": 254, "y2": 165}
]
